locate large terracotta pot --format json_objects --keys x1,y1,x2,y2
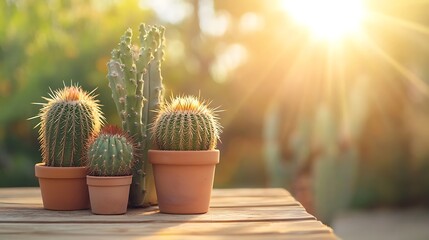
[
  {"x1": 148, "y1": 150, "x2": 219, "y2": 214},
  {"x1": 34, "y1": 163, "x2": 89, "y2": 210},
  {"x1": 87, "y1": 175, "x2": 132, "y2": 215}
]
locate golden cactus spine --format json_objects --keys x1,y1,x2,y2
[
  {"x1": 152, "y1": 95, "x2": 221, "y2": 151},
  {"x1": 36, "y1": 84, "x2": 103, "y2": 167}
]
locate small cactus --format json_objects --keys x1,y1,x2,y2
[
  {"x1": 35, "y1": 84, "x2": 103, "y2": 167},
  {"x1": 152, "y1": 95, "x2": 221, "y2": 151},
  {"x1": 87, "y1": 125, "x2": 136, "y2": 176}
]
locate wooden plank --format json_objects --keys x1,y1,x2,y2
[
  {"x1": 0, "y1": 222, "x2": 336, "y2": 239},
  {"x1": 0, "y1": 206, "x2": 315, "y2": 223},
  {"x1": 0, "y1": 234, "x2": 338, "y2": 240},
  {"x1": 0, "y1": 187, "x2": 40, "y2": 197},
  {"x1": 211, "y1": 196, "x2": 300, "y2": 208},
  {"x1": 212, "y1": 188, "x2": 291, "y2": 197},
  {"x1": 0, "y1": 188, "x2": 300, "y2": 208},
  {"x1": 0, "y1": 187, "x2": 312, "y2": 223},
  {"x1": 0, "y1": 188, "x2": 338, "y2": 239},
  {"x1": 0, "y1": 188, "x2": 291, "y2": 198},
  {"x1": 0, "y1": 196, "x2": 300, "y2": 209}
]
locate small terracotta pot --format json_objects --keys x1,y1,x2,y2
[
  {"x1": 149, "y1": 150, "x2": 219, "y2": 214},
  {"x1": 35, "y1": 163, "x2": 89, "y2": 210},
  {"x1": 87, "y1": 175, "x2": 132, "y2": 215}
]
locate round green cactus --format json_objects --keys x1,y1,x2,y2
[
  {"x1": 152, "y1": 95, "x2": 221, "y2": 151},
  {"x1": 36, "y1": 84, "x2": 103, "y2": 167},
  {"x1": 87, "y1": 125, "x2": 136, "y2": 176}
]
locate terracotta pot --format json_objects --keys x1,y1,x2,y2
[
  {"x1": 148, "y1": 150, "x2": 219, "y2": 214},
  {"x1": 87, "y1": 175, "x2": 132, "y2": 215},
  {"x1": 34, "y1": 163, "x2": 89, "y2": 210}
]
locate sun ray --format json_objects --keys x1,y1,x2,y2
[
  {"x1": 334, "y1": 45, "x2": 351, "y2": 137},
  {"x1": 222, "y1": 28, "x2": 307, "y2": 129},
  {"x1": 361, "y1": 32, "x2": 429, "y2": 96},
  {"x1": 369, "y1": 11, "x2": 429, "y2": 37},
  {"x1": 273, "y1": 40, "x2": 335, "y2": 138},
  {"x1": 325, "y1": 43, "x2": 335, "y2": 105}
]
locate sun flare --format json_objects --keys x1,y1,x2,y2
[{"x1": 281, "y1": 0, "x2": 367, "y2": 41}]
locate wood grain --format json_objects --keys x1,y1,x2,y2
[
  {"x1": 0, "y1": 222, "x2": 335, "y2": 240},
  {"x1": 0, "y1": 188, "x2": 337, "y2": 239}
]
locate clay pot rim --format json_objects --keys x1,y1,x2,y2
[
  {"x1": 35, "y1": 163, "x2": 87, "y2": 179},
  {"x1": 148, "y1": 149, "x2": 219, "y2": 165},
  {"x1": 87, "y1": 175, "x2": 132, "y2": 187}
]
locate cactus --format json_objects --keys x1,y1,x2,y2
[
  {"x1": 35, "y1": 84, "x2": 103, "y2": 167},
  {"x1": 263, "y1": 101, "x2": 297, "y2": 189},
  {"x1": 152, "y1": 95, "x2": 221, "y2": 151},
  {"x1": 107, "y1": 24, "x2": 164, "y2": 207},
  {"x1": 263, "y1": 101, "x2": 359, "y2": 224},
  {"x1": 87, "y1": 125, "x2": 136, "y2": 176}
]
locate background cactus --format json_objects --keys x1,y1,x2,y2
[
  {"x1": 107, "y1": 24, "x2": 164, "y2": 206},
  {"x1": 263, "y1": 99, "x2": 360, "y2": 224},
  {"x1": 152, "y1": 95, "x2": 221, "y2": 151},
  {"x1": 35, "y1": 84, "x2": 103, "y2": 167},
  {"x1": 87, "y1": 125, "x2": 136, "y2": 176}
]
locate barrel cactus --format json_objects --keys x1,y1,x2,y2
[
  {"x1": 87, "y1": 125, "x2": 136, "y2": 176},
  {"x1": 152, "y1": 95, "x2": 221, "y2": 151},
  {"x1": 35, "y1": 84, "x2": 103, "y2": 167}
]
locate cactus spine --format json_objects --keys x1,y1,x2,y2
[
  {"x1": 107, "y1": 24, "x2": 164, "y2": 207},
  {"x1": 153, "y1": 95, "x2": 221, "y2": 151},
  {"x1": 87, "y1": 125, "x2": 135, "y2": 176},
  {"x1": 36, "y1": 84, "x2": 103, "y2": 167}
]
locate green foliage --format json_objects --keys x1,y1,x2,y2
[
  {"x1": 153, "y1": 95, "x2": 221, "y2": 151},
  {"x1": 87, "y1": 125, "x2": 135, "y2": 176},
  {"x1": 106, "y1": 24, "x2": 165, "y2": 206},
  {"x1": 0, "y1": 1, "x2": 154, "y2": 184},
  {"x1": 0, "y1": 154, "x2": 38, "y2": 187},
  {"x1": 35, "y1": 84, "x2": 103, "y2": 167}
]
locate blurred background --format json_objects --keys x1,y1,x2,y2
[{"x1": 1, "y1": 0, "x2": 429, "y2": 238}]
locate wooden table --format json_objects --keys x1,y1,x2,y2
[{"x1": 0, "y1": 188, "x2": 337, "y2": 239}]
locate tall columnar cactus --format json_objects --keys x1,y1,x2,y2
[
  {"x1": 263, "y1": 101, "x2": 359, "y2": 224},
  {"x1": 87, "y1": 125, "x2": 136, "y2": 176},
  {"x1": 152, "y1": 95, "x2": 221, "y2": 151},
  {"x1": 107, "y1": 24, "x2": 165, "y2": 207},
  {"x1": 36, "y1": 84, "x2": 103, "y2": 167}
]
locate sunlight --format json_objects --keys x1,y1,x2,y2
[
  {"x1": 361, "y1": 32, "x2": 429, "y2": 95},
  {"x1": 281, "y1": 0, "x2": 367, "y2": 41}
]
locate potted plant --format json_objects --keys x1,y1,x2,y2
[
  {"x1": 149, "y1": 95, "x2": 221, "y2": 214},
  {"x1": 106, "y1": 23, "x2": 165, "y2": 207},
  {"x1": 86, "y1": 125, "x2": 136, "y2": 215},
  {"x1": 33, "y1": 84, "x2": 103, "y2": 210}
]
